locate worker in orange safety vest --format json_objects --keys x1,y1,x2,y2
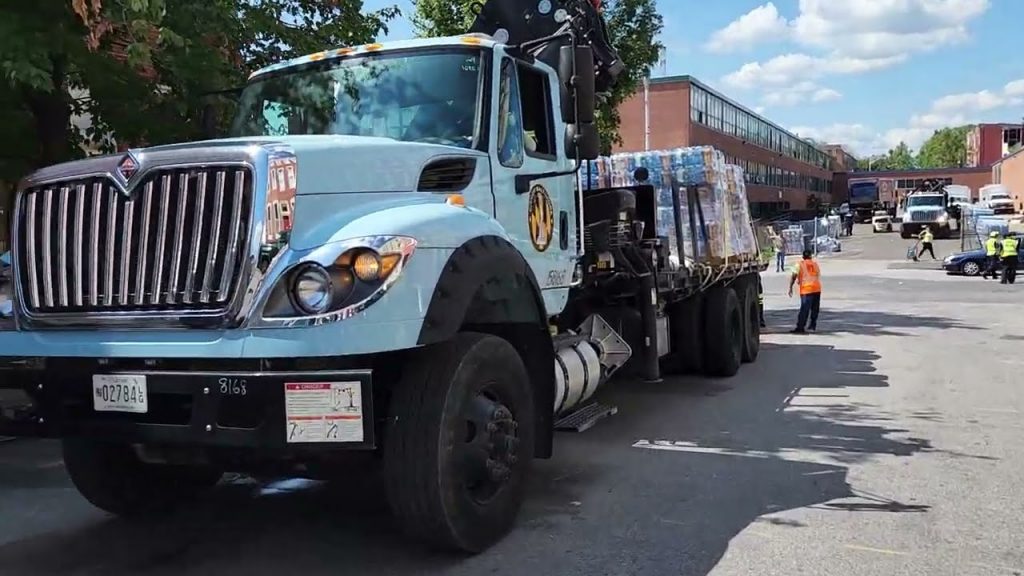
[{"x1": 788, "y1": 249, "x2": 822, "y2": 334}]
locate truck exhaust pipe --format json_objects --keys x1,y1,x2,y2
[{"x1": 553, "y1": 314, "x2": 631, "y2": 415}]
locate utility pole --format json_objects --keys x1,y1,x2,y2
[{"x1": 643, "y1": 76, "x2": 650, "y2": 151}]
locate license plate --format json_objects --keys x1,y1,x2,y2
[{"x1": 92, "y1": 375, "x2": 148, "y2": 414}]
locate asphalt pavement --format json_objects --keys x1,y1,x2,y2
[{"x1": 2, "y1": 225, "x2": 1023, "y2": 575}]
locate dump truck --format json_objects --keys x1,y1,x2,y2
[{"x1": 0, "y1": 0, "x2": 763, "y2": 553}]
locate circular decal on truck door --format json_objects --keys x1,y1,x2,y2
[{"x1": 528, "y1": 184, "x2": 554, "y2": 252}]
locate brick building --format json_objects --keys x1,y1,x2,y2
[
  {"x1": 823, "y1": 144, "x2": 859, "y2": 173},
  {"x1": 992, "y1": 148, "x2": 1024, "y2": 212},
  {"x1": 617, "y1": 76, "x2": 833, "y2": 217},
  {"x1": 966, "y1": 123, "x2": 1023, "y2": 167}
]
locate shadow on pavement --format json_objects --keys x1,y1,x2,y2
[
  {"x1": 763, "y1": 308, "x2": 980, "y2": 337},
  {"x1": 0, "y1": 341, "x2": 934, "y2": 576}
]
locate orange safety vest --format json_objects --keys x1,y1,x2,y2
[{"x1": 797, "y1": 259, "x2": 822, "y2": 295}]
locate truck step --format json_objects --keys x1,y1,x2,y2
[{"x1": 555, "y1": 402, "x2": 618, "y2": 433}]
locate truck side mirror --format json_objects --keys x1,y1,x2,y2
[
  {"x1": 566, "y1": 122, "x2": 600, "y2": 160},
  {"x1": 558, "y1": 45, "x2": 596, "y2": 125}
]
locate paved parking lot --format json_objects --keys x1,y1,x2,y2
[{"x1": 1, "y1": 227, "x2": 1022, "y2": 575}]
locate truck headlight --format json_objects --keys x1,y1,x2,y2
[
  {"x1": 261, "y1": 236, "x2": 417, "y2": 323},
  {"x1": 291, "y1": 264, "x2": 333, "y2": 315}
]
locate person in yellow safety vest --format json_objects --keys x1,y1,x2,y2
[
  {"x1": 788, "y1": 249, "x2": 822, "y2": 334},
  {"x1": 982, "y1": 231, "x2": 1002, "y2": 280},
  {"x1": 915, "y1": 226, "x2": 936, "y2": 261},
  {"x1": 1000, "y1": 234, "x2": 1019, "y2": 285}
]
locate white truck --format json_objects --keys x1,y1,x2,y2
[
  {"x1": 980, "y1": 184, "x2": 1015, "y2": 215},
  {"x1": 899, "y1": 188, "x2": 956, "y2": 239}
]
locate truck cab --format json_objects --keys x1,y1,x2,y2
[{"x1": 0, "y1": 0, "x2": 762, "y2": 554}]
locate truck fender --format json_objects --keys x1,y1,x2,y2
[{"x1": 417, "y1": 235, "x2": 555, "y2": 458}]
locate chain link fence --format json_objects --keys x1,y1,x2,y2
[
  {"x1": 760, "y1": 215, "x2": 842, "y2": 257},
  {"x1": 960, "y1": 205, "x2": 1009, "y2": 252}
]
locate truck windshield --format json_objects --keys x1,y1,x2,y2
[
  {"x1": 907, "y1": 196, "x2": 945, "y2": 207},
  {"x1": 230, "y1": 50, "x2": 484, "y2": 149}
]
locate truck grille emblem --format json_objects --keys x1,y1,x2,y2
[{"x1": 116, "y1": 153, "x2": 140, "y2": 186}]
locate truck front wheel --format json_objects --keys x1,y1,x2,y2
[
  {"x1": 62, "y1": 439, "x2": 222, "y2": 517},
  {"x1": 383, "y1": 332, "x2": 535, "y2": 553}
]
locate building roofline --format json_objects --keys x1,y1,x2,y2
[
  {"x1": 822, "y1": 143, "x2": 859, "y2": 161},
  {"x1": 647, "y1": 74, "x2": 830, "y2": 156},
  {"x1": 835, "y1": 167, "x2": 991, "y2": 177},
  {"x1": 993, "y1": 146, "x2": 1024, "y2": 166}
]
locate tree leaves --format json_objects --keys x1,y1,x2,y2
[
  {"x1": 917, "y1": 125, "x2": 971, "y2": 169},
  {"x1": 1, "y1": 0, "x2": 399, "y2": 189},
  {"x1": 854, "y1": 126, "x2": 973, "y2": 172},
  {"x1": 856, "y1": 141, "x2": 916, "y2": 171},
  {"x1": 596, "y1": 0, "x2": 663, "y2": 154}
]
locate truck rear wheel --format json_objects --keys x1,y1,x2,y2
[
  {"x1": 62, "y1": 439, "x2": 222, "y2": 517},
  {"x1": 383, "y1": 332, "x2": 535, "y2": 553},
  {"x1": 701, "y1": 286, "x2": 743, "y2": 377},
  {"x1": 741, "y1": 282, "x2": 761, "y2": 363},
  {"x1": 663, "y1": 295, "x2": 703, "y2": 375}
]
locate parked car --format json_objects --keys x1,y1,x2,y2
[
  {"x1": 943, "y1": 239, "x2": 1024, "y2": 276},
  {"x1": 871, "y1": 211, "x2": 893, "y2": 233}
]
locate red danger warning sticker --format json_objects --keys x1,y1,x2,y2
[{"x1": 284, "y1": 382, "x2": 363, "y2": 443}]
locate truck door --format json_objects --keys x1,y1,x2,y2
[{"x1": 491, "y1": 54, "x2": 577, "y2": 316}]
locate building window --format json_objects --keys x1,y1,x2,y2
[{"x1": 1004, "y1": 128, "x2": 1022, "y2": 147}]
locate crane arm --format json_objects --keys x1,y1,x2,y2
[{"x1": 468, "y1": 0, "x2": 624, "y2": 94}]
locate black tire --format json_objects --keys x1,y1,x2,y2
[
  {"x1": 62, "y1": 439, "x2": 222, "y2": 517},
  {"x1": 740, "y1": 281, "x2": 760, "y2": 363},
  {"x1": 900, "y1": 230, "x2": 911, "y2": 239},
  {"x1": 383, "y1": 332, "x2": 535, "y2": 553},
  {"x1": 961, "y1": 260, "x2": 982, "y2": 276},
  {"x1": 701, "y1": 286, "x2": 743, "y2": 378},
  {"x1": 663, "y1": 295, "x2": 703, "y2": 375}
]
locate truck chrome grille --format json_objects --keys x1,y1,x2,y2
[
  {"x1": 909, "y1": 209, "x2": 942, "y2": 222},
  {"x1": 16, "y1": 167, "x2": 253, "y2": 319}
]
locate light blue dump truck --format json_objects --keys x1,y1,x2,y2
[{"x1": 0, "y1": 0, "x2": 762, "y2": 552}]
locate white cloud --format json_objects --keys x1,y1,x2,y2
[
  {"x1": 1004, "y1": 79, "x2": 1024, "y2": 98},
  {"x1": 703, "y1": 3, "x2": 788, "y2": 53},
  {"x1": 790, "y1": 123, "x2": 879, "y2": 156},
  {"x1": 791, "y1": 0, "x2": 990, "y2": 59},
  {"x1": 792, "y1": 76, "x2": 1024, "y2": 155},
  {"x1": 812, "y1": 87, "x2": 842, "y2": 103},
  {"x1": 759, "y1": 81, "x2": 842, "y2": 107},
  {"x1": 722, "y1": 53, "x2": 904, "y2": 91},
  {"x1": 715, "y1": 0, "x2": 990, "y2": 106}
]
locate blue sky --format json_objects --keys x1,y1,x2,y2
[{"x1": 363, "y1": 0, "x2": 1024, "y2": 156}]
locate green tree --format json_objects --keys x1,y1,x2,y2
[
  {"x1": 856, "y1": 143, "x2": 916, "y2": 171},
  {"x1": 916, "y1": 125, "x2": 972, "y2": 168},
  {"x1": 411, "y1": 0, "x2": 664, "y2": 154},
  {"x1": 411, "y1": 0, "x2": 478, "y2": 37},
  {"x1": 886, "y1": 141, "x2": 916, "y2": 170},
  {"x1": 0, "y1": 0, "x2": 399, "y2": 188},
  {"x1": 596, "y1": 0, "x2": 663, "y2": 154}
]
